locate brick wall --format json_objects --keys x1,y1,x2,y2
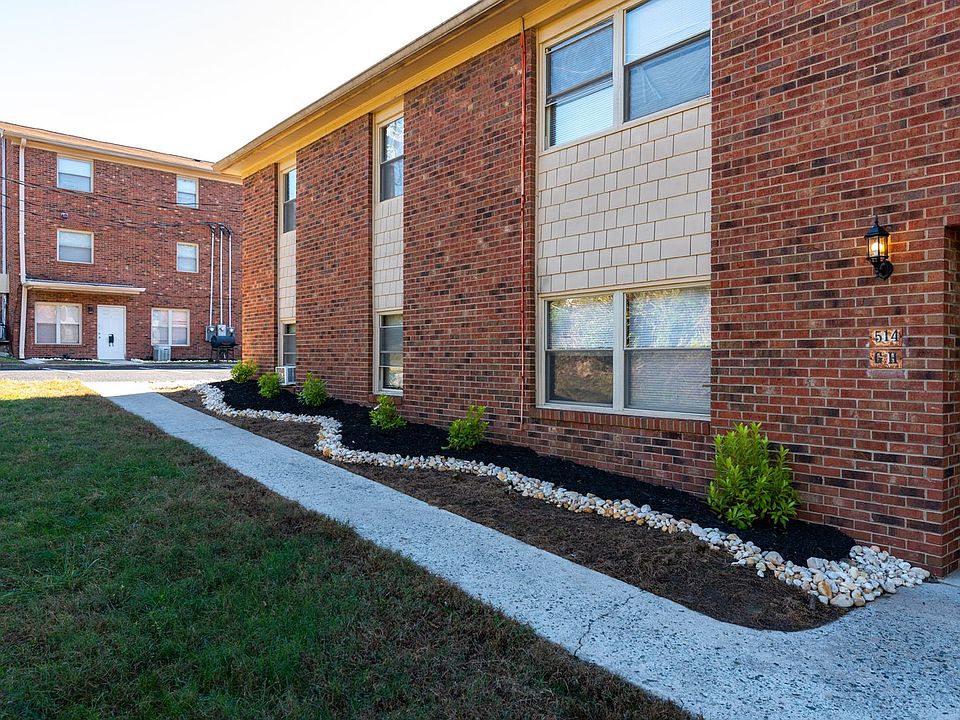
[
  {"x1": 4, "y1": 142, "x2": 241, "y2": 360},
  {"x1": 240, "y1": 165, "x2": 278, "y2": 371},
  {"x1": 294, "y1": 117, "x2": 373, "y2": 403},
  {"x1": 712, "y1": 0, "x2": 960, "y2": 574}
]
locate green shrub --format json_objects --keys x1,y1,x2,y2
[
  {"x1": 230, "y1": 359, "x2": 258, "y2": 383},
  {"x1": 369, "y1": 395, "x2": 406, "y2": 431},
  {"x1": 444, "y1": 405, "x2": 489, "y2": 451},
  {"x1": 707, "y1": 422, "x2": 799, "y2": 530},
  {"x1": 257, "y1": 371, "x2": 281, "y2": 399},
  {"x1": 298, "y1": 374, "x2": 328, "y2": 407}
]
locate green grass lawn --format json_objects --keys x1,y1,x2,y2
[{"x1": 0, "y1": 381, "x2": 693, "y2": 720}]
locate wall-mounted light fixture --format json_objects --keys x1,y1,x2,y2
[{"x1": 865, "y1": 216, "x2": 893, "y2": 279}]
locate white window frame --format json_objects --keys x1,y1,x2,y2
[
  {"x1": 56, "y1": 155, "x2": 93, "y2": 192},
  {"x1": 35, "y1": 302, "x2": 82, "y2": 345},
  {"x1": 538, "y1": 0, "x2": 711, "y2": 153},
  {"x1": 281, "y1": 322, "x2": 297, "y2": 367},
  {"x1": 176, "y1": 242, "x2": 199, "y2": 273},
  {"x1": 373, "y1": 310, "x2": 403, "y2": 395},
  {"x1": 56, "y1": 229, "x2": 94, "y2": 264},
  {"x1": 536, "y1": 281, "x2": 711, "y2": 420},
  {"x1": 176, "y1": 176, "x2": 199, "y2": 208},
  {"x1": 151, "y1": 308, "x2": 190, "y2": 347},
  {"x1": 375, "y1": 108, "x2": 404, "y2": 204}
]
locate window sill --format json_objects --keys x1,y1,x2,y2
[
  {"x1": 533, "y1": 402, "x2": 710, "y2": 433},
  {"x1": 375, "y1": 388, "x2": 403, "y2": 397}
]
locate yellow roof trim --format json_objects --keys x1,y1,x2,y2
[
  {"x1": 1, "y1": 121, "x2": 241, "y2": 184},
  {"x1": 216, "y1": 0, "x2": 591, "y2": 177}
]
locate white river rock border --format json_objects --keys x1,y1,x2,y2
[{"x1": 195, "y1": 383, "x2": 931, "y2": 609}]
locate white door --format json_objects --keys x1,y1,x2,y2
[{"x1": 97, "y1": 305, "x2": 126, "y2": 360}]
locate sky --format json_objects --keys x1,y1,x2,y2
[{"x1": 3, "y1": 0, "x2": 475, "y2": 162}]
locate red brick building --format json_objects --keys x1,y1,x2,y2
[
  {"x1": 218, "y1": 0, "x2": 960, "y2": 575},
  {"x1": 0, "y1": 122, "x2": 242, "y2": 361}
]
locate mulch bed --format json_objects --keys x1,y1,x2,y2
[
  {"x1": 219, "y1": 381, "x2": 855, "y2": 564},
  {"x1": 169, "y1": 383, "x2": 851, "y2": 631}
]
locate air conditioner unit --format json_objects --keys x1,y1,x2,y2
[
  {"x1": 276, "y1": 365, "x2": 296, "y2": 386},
  {"x1": 153, "y1": 345, "x2": 172, "y2": 362}
]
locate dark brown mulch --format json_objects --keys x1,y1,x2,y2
[
  {"x1": 170, "y1": 388, "x2": 847, "y2": 631},
  {"x1": 218, "y1": 380, "x2": 856, "y2": 565}
]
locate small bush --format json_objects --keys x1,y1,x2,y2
[
  {"x1": 707, "y1": 422, "x2": 799, "y2": 530},
  {"x1": 298, "y1": 374, "x2": 329, "y2": 407},
  {"x1": 257, "y1": 371, "x2": 281, "y2": 399},
  {"x1": 231, "y1": 359, "x2": 258, "y2": 383},
  {"x1": 444, "y1": 405, "x2": 489, "y2": 451},
  {"x1": 370, "y1": 395, "x2": 406, "y2": 431}
]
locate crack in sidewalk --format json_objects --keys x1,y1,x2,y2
[{"x1": 573, "y1": 594, "x2": 636, "y2": 659}]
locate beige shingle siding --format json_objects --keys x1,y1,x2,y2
[
  {"x1": 373, "y1": 195, "x2": 403, "y2": 311},
  {"x1": 278, "y1": 232, "x2": 296, "y2": 319},
  {"x1": 537, "y1": 99, "x2": 711, "y2": 294}
]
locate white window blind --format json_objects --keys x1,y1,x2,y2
[
  {"x1": 36, "y1": 303, "x2": 80, "y2": 344},
  {"x1": 152, "y1": 309, "x2": 190, "y2": 346},
  {"x1": 57, "y1": 157, "x2": 92, "y2": 192},
  {"x1": 57, "y1": 230, "x2": 93, "y2": 264},
  {"x1": 176, "y1": 243, "x2": 198, "y2": 272},
  {"x1": 546, "y1": 294, "x2": 614, "y2": 406},
  {"x1": 176, "y1": 177, "x2": 198, "y2": 207}
]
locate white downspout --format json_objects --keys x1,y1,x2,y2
[
  {"x1": 18, "y1": 138, "x2": 27, "y2": 359},
  {"x1": 1, "y1": 130, "x2": 7, "y2": 341}
]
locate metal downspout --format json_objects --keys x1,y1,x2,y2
[
  {"x1": 18, "y1": 138, "x2": 26, "y2": 359},
  {"x1": 1, "y1": 130, "x2": 7, "y2": 342}
]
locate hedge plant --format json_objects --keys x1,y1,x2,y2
[
  {"x1": 257, "y1": 371, "x2": 281, "y2": 399},
  {"x1": 370, "y1": 395, "x2": 406, "y2": 431},
  {"x1": 298, "y1": 374, "x2": 329, "y2": 407},
  {"x1": 444, "y1": 405, "x2": 488, "y2": 451},
  {"x1": 230, "y1": 359, "x2": 258, "y2": 384},
  {"x1": 707, "y1": 422, "x2": 799, "y2": 530}
]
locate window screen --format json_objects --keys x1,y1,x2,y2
[
  {"x1": 546, "y1": 22, "x2": 614, "y2": 147},
  {"x1": 625, "y1": 286, "x2": 710, "y2": 414},
  {"x1": 625, "y1": 0, "x2": 711, "y2": 121},
  {"x1": 546, "y1": 295, "x2": 614, "y2": 405},
  {"x1": 380, "y1": 117, "x2": 404, "y2": 201},
  {"x1": 378, "y1": 313, "x2": 403, "y2": 390}
]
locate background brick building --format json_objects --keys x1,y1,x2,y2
[
  {"x1": 219, "y1": 0, "x2": 960, "y2": 574},
  {"x1": 0, "y1": 122, "x2": 242, "y2": 361}
]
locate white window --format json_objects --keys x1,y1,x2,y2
[
  {"x1": 379, "y1": 116, "x2": 404, "y2": 201},
  {"x1": 377, "y1": 313, "x2": 403, "y2": 391},
  {"x1": 57, "y1": 156, "x2": 92, "y2": 192},
  {"x1": 35, "y1": 303, "x2": 81, "y2": 345},
  {"x1": 151, "y1": 308, "x2": 190, "y2": 346},
  {"x1": 543, "y1": 286, "x2": 710, "y2": 416},
  {"x1": 281, "y1": 167, "x2": 296, "y2": 233},
  {"x1": 57, "y1": 229, "x2": 93, "y2": 264},
  {"x1": 176, "y1": 177, "x2": 198, "y2": 208},
  {"x1": 544, "y1": 0, "x2": 711, "y2": 148},
  {"x1": 176, "y1": 242, "x2": 199, "y2": 273},
  {"x1": 281, "y1": 323, "x2": 296, "y2": 366}
]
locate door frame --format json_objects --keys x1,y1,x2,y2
[{"x1": 96, "y1": 304, "x2": 127, "y2": 360}]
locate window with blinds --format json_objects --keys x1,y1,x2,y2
[
  {"x1": 378, "y1": 313, "x2": 403, "y2": 391},
  {"x1": 543, "y1": 0, "x2": 711, "y2": 148},
  {"x1": 546, "y1": 22, "x2": 614, "y2": 148},
  {"x1": 380, "y1": 117, "x2": 404, "y2": 202},
  {"x1": 57, "y1": 229, "x2": 93, "y2": 264},
  {"x1": 281, "y1": 168, "x2": 297, "y2": 233},
  {"x1": 544, "y1": 286, "x2": 710, "y2": 416}
]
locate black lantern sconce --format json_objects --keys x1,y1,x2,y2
[{"x1": 865, "y1": 216, "x2": 893, "y2": 279}]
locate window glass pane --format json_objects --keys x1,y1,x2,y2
[
  {"x1": 284, "y1": 169, "x2": 296, "y2": 202},
  {"x1": 381, "y1": 367, "x2": 403, "y2": 390},
  {"x1": 283, "y1": 199, "x2": 296, "y2": 233},
  {"x1": 547, "y1": 23, "x2": 613, "y2": 97},
  {"x1": 627, "y1": 286, "x2": 710, "y2": 349},
  {"x1": 549, "y1": 82, "x2": 614, "y2": 147},
  {"x1": 282, "y1": 324, "x2": 296, "y2": 366},
  {"x1": 382, "y1": 117, "x2": 404, "y2": 161},
  {"x1": 379, "y1": 322, "x2": 402, "y2": 353},
  {"x1": 547, "y1": 295, "x2": 613, "y2": 349},
  {"x1": 36, "y1": 304, "x2": 58, "y2": 324},
  {"x1": 626, "y1": 349, "x2": 709, "y2": 414},
  {"x1": 152, "y1": 309, "x2": 168, "y2": 326},
  {"x1": 151, "y1": 326, "x2": 168, "y2": 345},
  {"x1": 37, "y1": 323, "x2": 57, "y2": 344},
  {"x1": 60, "y1": 323, "x2": 80, "y2": 344},
  {"x1": 176, "y1": 191, "x2": 198, "y2": 206},
  {"x1": 177, "y1": 244, "x2": 198, "y2": 272},
  {"x1": 381, "y1": 314, "x2": 403, "y2": 327},
  {"x1": 171, "y1": 326, "x2": 189, "y2": 346},
  {"x1": 546, "y1": 351, "x2": 614, "y2": 406},
  {"x1": 380, "y1": 158, "x2": 404, "y2": 201},
  {"x1": 171, "y1": 310, "x2": 189, "y2": 326},
  {"x1": 58, "y1": 231, "x2": 92, "y2": 263},
  {"x1": 625, "y1": 0, "x2": 710, "y2": 62},
  {"x1": 57, "y1": 158, "x2": 92, "y2": 191},
  {"x1": 626, "y1": 35, "x2": 711, "y2": 120},
  {"x1": 60, "y1": 305, "x2": 81, "y2": 324},
  {"x1": 177, "y1": 177, "x2": 197, "y2": 193}
]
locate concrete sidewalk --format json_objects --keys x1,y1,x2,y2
[{"x1": 87, "y1": 381, "x2": 960, "y2": 720}]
